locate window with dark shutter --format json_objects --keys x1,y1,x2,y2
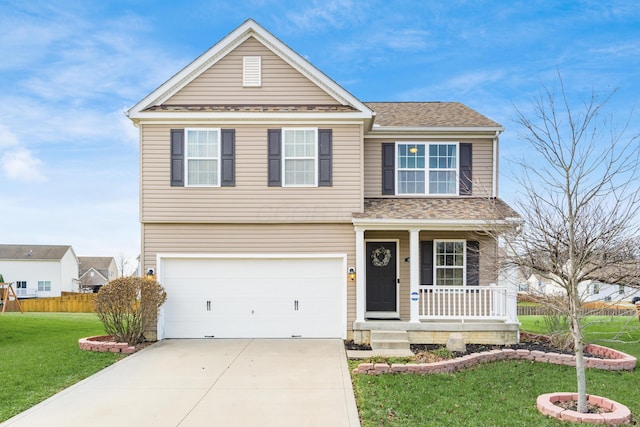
[
  {"x1": 466, "y1": 240, "x2": 480, "y2": 286},
  {"x1": 420, "y1": 241, "x2": 434, "y2": 286},
  {"x1": 459, "y1": 143, "x2": 472, "y2": 195},
  {"x1": 220, "y1": 129, "x2": 235, "y2": 187},
  {"x1": 267, "y1": 129, "x2": 282, "y2": 186},
  {"x1": 382, "y1": 143, "x2": 395, "y2": 195},
  {"x1": 318, "y1": 129, "x2": 332, "y2": 187},
  {"x1": 170, "y1": 129, "x2": 185, "y2": 187}
]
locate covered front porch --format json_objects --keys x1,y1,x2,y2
[{"x1": 351, "y1": 198, "x2": 520, "y2": 345}]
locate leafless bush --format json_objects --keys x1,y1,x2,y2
[{"x1": 94, "y1": 277, "x2": 167, "y2": 345}]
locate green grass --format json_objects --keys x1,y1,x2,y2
[
  {"x1": 351, "y1": 316, "x2": 640, "y2": 426},
  {"x1": 0, "y1": 313, "x2": 124, "y2": 422},
  {"x1": 519, "y1": 315, "x2": 640, "y2": 359}
]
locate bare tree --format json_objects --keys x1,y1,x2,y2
[
  {"x1": 503, "y1": 75, "x2": 640, "y2": 412},
  {"x1": 114, "y1": 253, "x2": 131, "y2": 278}
]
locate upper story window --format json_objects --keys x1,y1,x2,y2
[
  {"x1": 185, "y1": 128, "x2": 220, "y2": 186},
  {"x1": 397, "y1": 143, "x2": 458, "y2": 195},
  {"x1": 283, "y1": 128, "x2": 318, "y2": 187}
]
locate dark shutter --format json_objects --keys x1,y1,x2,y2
[
  {"x1": 267, "y1": 129, "x2": 282, "y2": 186},
  {"x1": 220, "y1": 129, "x2": 235, "y2": 187},
  {"x1": 459, "y1": 143, "x2": 472, "y2": 195},
  {"x1": 466, "y1": 240, "x2": 480, "y2": 286},
  {"x1": 318, "y1": 129, "x2": 332, "y2": 187},
  {"x1": 170, "y1": 129, "x2": 184, "y2": 187},
  {"x1": 382, "y1": 143, "x2": 395, "y2": 195},
  {"x1": 420, "y1": 241, "x2": 434, "y2": 286}
]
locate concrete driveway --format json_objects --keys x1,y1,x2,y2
[{"x1": 2, "y1": 339, "x2": 360, "y2": 427}]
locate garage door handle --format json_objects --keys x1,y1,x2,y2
[
  {"x1": 294, "y1": 300, "x2": 299, "y2": 311},
  {"x1": 206, "y1": 300, "x2": 211, "y2": 311}
]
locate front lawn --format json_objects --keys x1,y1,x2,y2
[
  {"x1": 351, "y1": 316, "x2": 639, "y2": 426},
  {"x1": 0, "y1": 313, "x2": 124, "y2": 422}
]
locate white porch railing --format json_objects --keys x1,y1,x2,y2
[{"x1": 419, "y1": 285, "x2": 513, "y2": 321}]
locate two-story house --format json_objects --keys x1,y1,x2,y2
[
  {"x1": 78, "y1": 257, "x2": 118, "y2": 292},
  {"x1": 0, "y1": 244, "x2": 79, "y2": 298},
  {"x1": 127, "y1": 19, "x2": 520, "y2": 344}
]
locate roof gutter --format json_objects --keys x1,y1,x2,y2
[{"x1": 365, "y1": 126, "x2": 505, "y2": 138}]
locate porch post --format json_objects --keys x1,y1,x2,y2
[
  {"x1": 355, "y1": 227, "x2": 366, "y2": 323},
  {"x1": 409, "y1": 228, "x2": 420, "y2": 323}
]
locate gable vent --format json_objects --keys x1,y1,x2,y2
[{"x1": 243, "y1": 56, "x2": 261, "y2": 87}]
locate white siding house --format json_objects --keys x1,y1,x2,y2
[{"x1": 0, "y1": 245, "x2": 80, "y2": 298}]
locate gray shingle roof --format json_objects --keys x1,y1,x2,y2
[
  {"x1": 78, "y1": 257, "x2": 114, "y2": 275},
  {"x1": 0, "y1": 244, "x2": 72, "y2": 260},
  {"x1": 353, "y1": 198, "x2": 519, "y2": 221},
  {"x1": 365, "y1": 102, "x2": 502, "y2": 128}
]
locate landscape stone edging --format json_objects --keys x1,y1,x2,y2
[
  {"x1": 352, "y1": 344, "x2": 636, "y2": 375},
  {"x1": 537, "y1": 392, "x2": 632, "y2": 425},
  {"x1": 78, "y1": 335, "x2": 136, "y2": 354}
]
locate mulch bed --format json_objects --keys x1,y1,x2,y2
[
  {"x1": 344, "y1": 334, "x2": 605, "y2": 359},
  {"x1": 555, "y1": 401, "x2": 612, "y2": 414}
]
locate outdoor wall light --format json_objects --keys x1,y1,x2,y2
[
  {"x1": 404, "y1": 257, "x2": 410, "y2": 263},
  {"x1": 348, "y1": 267, "x2": 356, "y2": 281},
  {"x1": 146, "y1": 268, "x2": 155, "y2": 278}
]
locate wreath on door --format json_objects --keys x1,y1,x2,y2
[{"x1": 371, "y1": 246, "x2": 392, "y2": 267}]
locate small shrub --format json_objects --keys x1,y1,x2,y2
[
  {"x1": 431, "y1": 347, "x2": 455, "y2": 359},
  {"x1": 542, "y1": 312, "x2": 573, "y2": 351},
  {"x1": 94, "y1": 277, "x2": 166, "y2": 345}
]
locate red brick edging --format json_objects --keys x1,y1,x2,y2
[
  {"x1": 78, "y1": 335, "x2": 136, "y2": 354},
  {"x1": 352, "y1": 344, "x2": 636, "y2": 375},
  {"x1": 537, "y1": 392, "x2": 631, "y2": 425}
]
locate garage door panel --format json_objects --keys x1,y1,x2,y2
[{"x1": 160, "y1": 256, "x2": 344, "y2": 339}]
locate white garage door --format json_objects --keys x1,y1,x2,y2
[{"x1": 158, "y1": 255, "x2": 346, "y2": 339}]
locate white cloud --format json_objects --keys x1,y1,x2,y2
[
  {"x1": 1, "y1": 148, "x2": 46, "y2": 182},
  {"x1": 0, "y1": 124, "x2": 46, "y2": 181},
  {"x1": 286, "y1": 0, "x2": 361, "y2": 31},
  {"x1": 0, "y1": 124, "x2": 19, "y2": 148}
]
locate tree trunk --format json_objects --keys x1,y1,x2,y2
[{"x1": 570, "y1": 303, "x2": 587, "y2": 413}]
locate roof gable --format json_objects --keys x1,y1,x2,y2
[
  {"x1": 127, "y1": 19, "x2": 373, "y2": 120},
  {"x1": 164, "y1": 36, "x2": 339, "y2": 106}
]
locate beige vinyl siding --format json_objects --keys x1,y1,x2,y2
[
  {"x1": 143, "y1": 222, "x2": 356, "y2": 329},
  {"x1": 363, "y1": 137, "x2": 494, "y2": 197},
  {"x1": 166, "y1": 37, "x2": 339, "y2": 105},
  {"x1": 141, "y1": 123, "x2": 363, "y2": 223},
  {"x1": 364, "y1": 231, "x2": 496, "y2": 321}
]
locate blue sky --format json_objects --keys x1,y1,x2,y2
[{"x1": 1, "y1": 0, "x2": 639, "y2": 269}]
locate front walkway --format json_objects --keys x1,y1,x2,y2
[{"x1": 1, "y1": 339, "x2": 360, "y2": 427}]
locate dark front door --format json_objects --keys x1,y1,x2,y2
[{"x1": 366, "y1": 241, "x2": 397, "y2": 314}]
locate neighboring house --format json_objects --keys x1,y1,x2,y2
[
  {"x1": 581, "y1": 280, "x2": 640, "y2": 304},
  {"x1": 78, "y1": 257, "x2": 118, "y2": 293},
  {"x1": 0, "y1": 244, "x2": 79, "y2": 298},
  {"x1": 127, "y1": 19, "x2": 520, "y2": 344}
]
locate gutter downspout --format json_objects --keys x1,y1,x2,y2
[{"x1": 492, "y1": 130, "x2": 501, "y2": 197}]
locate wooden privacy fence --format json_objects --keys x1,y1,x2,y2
[
  {"x1": 13, "y1": 293, "x2": 96, "y2": 313},
  {"x1": 517, "y1": 306, "x2": 636, "y2": 317}
]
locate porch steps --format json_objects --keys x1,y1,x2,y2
[{"x1": 370, "y1": 330, "x2": 413, "y2": 357}]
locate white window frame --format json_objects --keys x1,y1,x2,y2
[
  {"x1": 243, "y1": 56, "x2": 262, "y2": 87},
  {"x1": 433, "y1": 239, "x2": 466, "y2": 286},
  {"x1": 396, "y1": 142, "x2": 459, "y2": 195},
  {"x1": 282, "y1": 127, "x2": 318, "y2": 187},
  {"x1": 185, "y1": 128, "x2": 221, "y2": 187},
  {"x1": 37, "y1": 280, "x2": 51, "y2": 292}
]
